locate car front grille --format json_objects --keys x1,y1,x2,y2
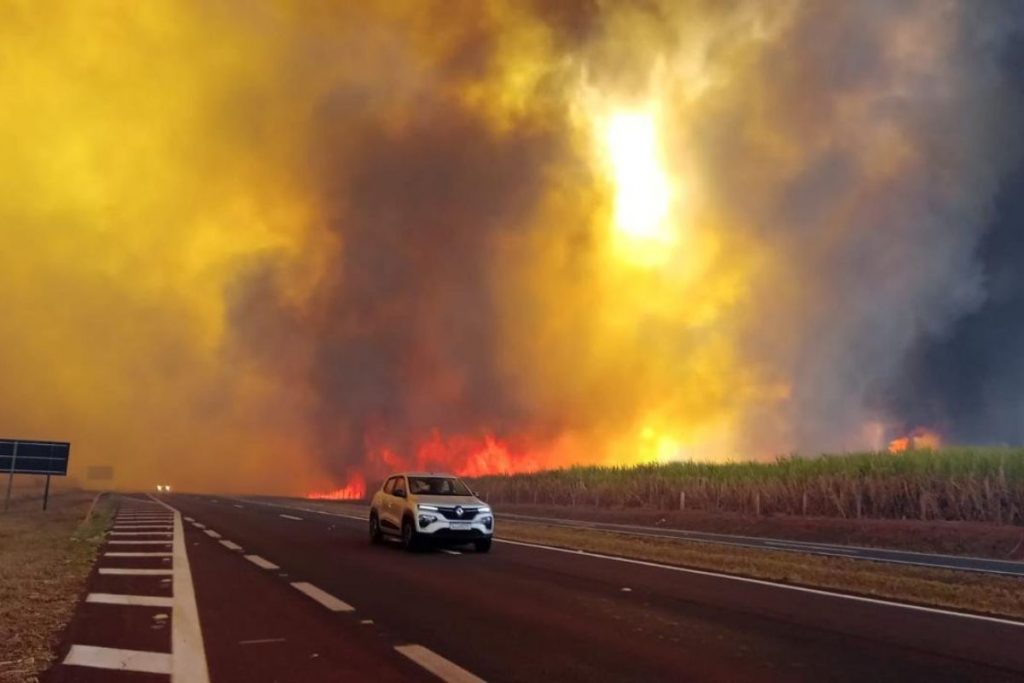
[{"x1": 437, "y1": 506, "x2": 480, "y2": 521}]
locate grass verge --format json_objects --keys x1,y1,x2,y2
[
  {"x1": 0, "y1": 491, "x2": 112, "y2": 683},
  {"x1": 499, "y1": 520, "x2": 1024, "y2": 621}
]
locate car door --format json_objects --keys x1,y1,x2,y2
[
  {"x1": 379, "y1": 476, "x2": 397, "y2": 530},
  {"x1": 386, "y1": 476, "x2": 408, "y2": 530}
]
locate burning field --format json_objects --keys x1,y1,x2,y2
[{"x1": 0, "y1": 3, "x2": 1022, "y2": 494}]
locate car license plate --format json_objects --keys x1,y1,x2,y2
[{"x1": 450, "y1": 522, "x2": 471, "y2": 530}]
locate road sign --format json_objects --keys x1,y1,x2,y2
[
  {"x1": 2, "y1": 439, "x2": 71, "y2": 512},
  {"x1": 1, "y1": 440, "x2": 71, "y2": 475}
]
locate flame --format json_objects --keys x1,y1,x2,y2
[
  {"x1": 308, "y1": 472, "x2": 366, "y2": 500},
  {"x1": 888, "y1": 427, "x2": 942, "y2": 453}
]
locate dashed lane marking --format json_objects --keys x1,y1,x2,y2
[
  {"x1": 244, "y1": 555, "x2": 280, "y2": 570},
  {"x1": 99, "y1": 568, "x2": 174, "y2": 576},
  {"x1": 63, "y1": 645, "x2": 172, "y2": 675},
  {"x1": 290, "y1": 582, "x2": 354, "y2": 612},
  {"x1": 395, "y1": 644, "x2": 486, "y2": 683},
  {"x1": 440, "y1": 549, "x2": 462, "y2": 555},
  {"x1": 219, "y1": 540, "x2": 243, "y2": 551},
  {"x1": 87, "y1": 593, "x2": 175, "y2": 608},
  {"x1": 203, "y1": 529, "x2": 222, "y2": 539},
  {"x1": 279, "y1": 514, "x2": 303, "y2": 521},
  {"x1": 239, "y1": 638, "x2": 286, "y2": 645}
]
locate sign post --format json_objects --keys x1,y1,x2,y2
[
  {"x1": 0, "y1": 439, "x2": 71, "y2": 513},
  {"x1": 3, "y1": 441, "x2": 17, "y2": 512}
]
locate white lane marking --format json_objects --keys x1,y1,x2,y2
[
  {"x1": 63, "y1": 645, "x2": 172, "y2": 674},
  {"x1": 245, "y1": 555, "x2": 280, "y2": 570},
  {"x1": 87, "y1": 593, "x2": 174, "y2": 608},
  {"x1": 219, "y1": 540, "x2": 243, "y2": 551},
  {"x1": 149, "y1": 495, "x2": 211, "y2": 683},
  {"x1": 105, "y1": 552, "x2": 173, "y2": 557},
  {"x1": 234, "y1": 504, "x2": 244, "y2": 508},
  {"x1": 236, "y1": 498, "x2": 366, "y2": 522},
  {"x1": 394, "y1": 644, "x2": 485, "y2": 683},
  {"x1": 193, "y1": 523, "x2": 207, "y2": 529},
  {"x1": 279, "y1": 514, "x2": 303, "y2": 521},
  {"x1": 360, "y1": 619, "x2": 374, "y2": 625},
  {"x1": 239, "y1": 638, "x2": 286, "y2": 645},
  {"x1": 203, "y1": 529, "x2": 222, "y2": 539},
  {"x1": 108, "y1": 540, "x2": 173, "y2": 545},
  {"x1": 109, "y1": 532, "x2": 172, "y2": 536},
  {"x1": 99, "y1": 568, "x2": 174, "y2": 576},
  {"x1": 440, "y1": 549, "x2": 462, "y2": 555},
  {"x1": 184, "y1": 516, "x2": 195, "y2": 522},
  {"x1": 495, "y1": 539, "x2": 1024, "y2": 628},
  {"x1": 290, "y1": 582, "x2": 355, "y2": 612}
]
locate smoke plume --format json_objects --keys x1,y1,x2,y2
[{"x1": 1, "y1": 1, "x2": 1021, "y2": 492}]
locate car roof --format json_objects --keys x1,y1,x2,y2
[{"x1": 391, "y1": 472, "x2": 459, "y2": 478}]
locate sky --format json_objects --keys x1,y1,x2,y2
[{"x1": 1, "y1": 1, "x2": 1022, "y2": 494}]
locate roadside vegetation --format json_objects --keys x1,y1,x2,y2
[
  {"x1": 467, "y1": 448, "x2": 1024, "y2": 524},
  {"x1": 0, "y1": 491, "x2": 111, "y2": 682}
]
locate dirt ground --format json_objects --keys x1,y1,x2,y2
[
  {"x1": 495, "y1": 504, "x2": 1024, "y2": 559},
  {"x1": 0, "y1": 490, "x2": 111, "y2": 683}
]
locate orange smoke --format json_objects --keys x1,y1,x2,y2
[
  {"x1": 888, "y1": 427, "x2": 942, "y2": 453},
  {"x1": 308, "y1": 472, "x2": 366, "y2": 500}
]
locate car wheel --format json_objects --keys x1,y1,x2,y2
[
  {"x1": 474, "y1": 538, "x2": 492, "y2": 553},
  {"x1": 369, "y1": 511, "x2": 382, "y2": 544},
  {"x1": 401, "y1": 517, "x2": 419, "y2": 551}
]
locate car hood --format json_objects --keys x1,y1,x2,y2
[{"x1": 413, "y1": 494, "x2": 484, "y2": 507}]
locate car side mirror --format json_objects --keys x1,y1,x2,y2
[{"x1": 393, "y1": 488, "x2": 406, "y2": 498}]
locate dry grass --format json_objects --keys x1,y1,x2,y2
[
  {"x1": 469, "y1": 448, "x2": 1024, "y2": 524},
  {"x1": 0, "y1": 491, "x2": 111, "y2": 682},
  {"x1": 498, "y1": 520, "x2": 1024, "y2": 621}
]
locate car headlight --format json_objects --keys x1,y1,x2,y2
[
  {"x1": 481, "y1": 515, "x2": 493, "y2": 529},
  {"x1": 417, "y1": 504, "x2": 439, "y2": 511},
  {"x1": 478, "y1": 507, "x2": 492, "y2": 514},
  {"x1": 418, "y1": 513, "x2": 437, "y2": 527}
]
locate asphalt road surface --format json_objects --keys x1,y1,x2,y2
[{"x1": 51, "y1": 493, "x2": 1024, "y2": 682}]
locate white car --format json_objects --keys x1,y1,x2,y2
[{"x1": 369, "y1": 472, "x2": 493, "y2": 552}]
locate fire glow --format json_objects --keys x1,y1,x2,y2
[
  {"x1": 888, "y1": 428, "x2": 943, "y2": 453},
  {"x1": 308, "y1": 473, "x2": 366, "y2": 500}
]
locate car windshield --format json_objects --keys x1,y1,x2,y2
[{"x1": 408, "y1": 476, "x2": 472, "y2": 496}]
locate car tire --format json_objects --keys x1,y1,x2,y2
[
  {"x1": 474, "y1": 538, "x2": 492, "y2": 553},
  {"x1": 401, "y1": 517, "x2": 419, "y2": 551},
  {"x1": 369, "y1": 511, "x2": 383, "y2": 544}
]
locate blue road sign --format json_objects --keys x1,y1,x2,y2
[{"x1": 0, "y1": 439, "x2": 71, "y2": 476}]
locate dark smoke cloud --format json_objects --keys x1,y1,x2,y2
[{"x1": 876, "y1": 32, "x2": 1024, "y2": 445}]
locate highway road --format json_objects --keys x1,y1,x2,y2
[{"x1": 50, "y1": 493, "x2": 1024, "y2": 682}]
